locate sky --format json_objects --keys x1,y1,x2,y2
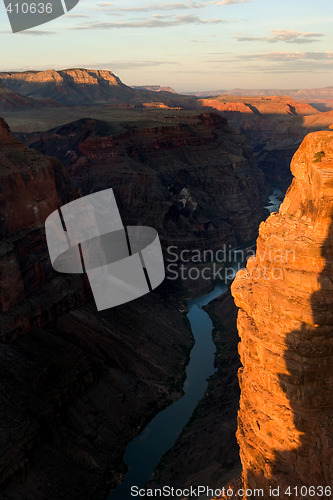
[{"x1": 0, "y1": 0, "x2": 333, "y2": 91}]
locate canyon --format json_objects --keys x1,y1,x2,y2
[
  {"x1": 231, "y1": 130, "x2": 333, "y2": 498},
  {"x1": 0, "y1": 117, "x2": 196, "y2": 499},
  {"x1": 147, "y1": 290, "x2": 242, "y2": 495},
  {"x1": 0, "y1": 106, "x2": 265, "y2": 499},
  {"x1": 197, "y1": 95, "x2": 333, "y2": 189},
  {"x1": 1, "y1": 67, "x2": 333, "y2": 500},
  {"x1": 1, "y1": 69, "x2": 333, "y2": 193},
  {"x1": 16, "y1": 112, "x2": 266, "y2": 253}
]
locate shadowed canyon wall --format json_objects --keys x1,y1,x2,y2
[
  {"x1": 0, "y1": 117, "x2": 195, "y2": 500},
  {"x1": 0, "y1": 112, "x2": 269, "y2": 499},
  {"x1": 198, "y1": 96, "x2": 333, "y2": 190},
  {"x1": 231, "y1": 130, "x2": 333, "y2": 498},
  {"x1": 18, "y1": 113, "x2": 267, "y2": 252}
]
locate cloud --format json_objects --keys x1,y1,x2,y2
[
  {"x1": 96, "y1": 2, "x2": 192, "y2": 12},
  {"x1": 89, "y1": 61, "x2": 178, "y2": 69},
  {"x1": 235, "y1": 29, "x2": 325, "y2": 44},
  {"x1": 208, "y1": 51, "x2": 333, "y2": 74},
  {"x1": 238, "y1": 51, "x2": 333, "y2": 61},
  {"x1": 210, "y1": 51, "x2": 333, "y2": 63},
  {"x1": 65, "y1": 14, "x2": 90, "y2": 18},
  {"x1": 215, "y1": 0, "x2": 250, "y2": 4},
  {"x1": 15, "y1": 30, "x2": 56, "y2": 35},
  {"x1": 72, "y1": 14, "x2": 234, "y2": 29},
  {"x1": 95, "y1": 0, "x2": 250, "y2": 12}
]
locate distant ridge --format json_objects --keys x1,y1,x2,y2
[
  {"x1": 132, "y1": 85, "x2": 176, "y2": 94},
  {"x1": 0, "y1": 68, "x2": 194, "y2": 108},
  {"x1": 186, "y1": 87, "x2": 333, "y2": 111},
  {"x1": 0, "y1": 80, "x2": 60, "y2": 111},
  {"x1": 186, "y1": 87, "x2": 333, "y2": 98}
]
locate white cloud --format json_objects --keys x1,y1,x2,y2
[
  {"x1": 95, "y1": 0, "x2": 250, "y2": 12},
  {"x1": 235, "y1": 29, "x2": 325, "y2": 44},
  {"x1": 214, "y1": 0, "x2": 250, "y2": 4},
  {"x1": 96, "y1": 2, "x2": 191, "y2": 12},
  {"x1": 208, "y1": 51, "x2": 333, "y2": 74},
  {"x1": 72, "y1": 14, "x2": 234, "y2": 29}
]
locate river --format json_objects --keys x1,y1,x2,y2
[
  {"x1": 108, "y1": 188, "x2": 284, "y2": 500},
  {"x1": 108, "y1": 283, "x2": 228, "y2": 500},
  {"x1": 265, "y1": 187, "x2": 284, "y2": 213}
]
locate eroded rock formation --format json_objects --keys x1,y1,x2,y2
[
  {"x1": 199, "y1": 96, "x2": 333, "y2": 189},
  {"x1": 0, "y1": 118, "x2": 193, "y2": 499},
  {"x1": 18, "y1": 112, "x2": 267, "y2": 252},
  {"x1": 231, "y1": 131, "x2": 333, "y2": 497}
]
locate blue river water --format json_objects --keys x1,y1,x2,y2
[
  {"x1": 108, "y1": 283, "x2": 228, "y2": 500},
  {"x1": 108, "y1": 187, "x2": 284, "y2": 500}
]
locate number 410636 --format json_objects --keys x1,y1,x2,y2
[
  {"x1": 285, "y1": 486, "x2": 332, "y2": 497},
  {"x1": 5, "y1": 3, "x2": 53, "y2": 14}
]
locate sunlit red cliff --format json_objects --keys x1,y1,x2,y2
[{"x1": 230, "y1": 130, "x2": 333, "y2": 498}]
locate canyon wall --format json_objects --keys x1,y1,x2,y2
[
  {"x1": 199, "y1": 96, "x2": 333, "y2": 189},
  {"x1": 2, "y1": 68, "x2": 333, "y2": 192},
  {"x1": 0, "y1": 118, "x2": 194, "y2": 500},
  {"x1": 231, "y1": 130, "x2": 333, "y2": 497},
  {"x1": 18, "y1": 112, "x2": 267, "y2": 253}
]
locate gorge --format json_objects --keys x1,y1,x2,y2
[
  {"x1": 109, "y1": 283, "x2": 228, "y2": 500},
  {"x1": 0, "y1": 117, "x2": 194, "y2": 499},
  {"x1": 0, "y1": 67, "x2": 332, "y2": 500},
  {"x1": 0, "y1": 110, "x2": 264, "y2": 499}
]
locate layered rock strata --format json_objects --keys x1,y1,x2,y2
[
  {"x1": 0, "y1": 118, "x2": 193, "y2": 499},
  {"x1": 199, "y1": 96, "x2": 333, "y2": 189},
  {"x1": 231, "y1": 131, "x2": 333, "y2": 497},
  {"x1": 0, "y1": 69, "x2": 196, "y2": 107},
  {"x1": 18, "y1": 113, "x2": 267, "y2": 252}
]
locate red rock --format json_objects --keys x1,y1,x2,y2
[
  {"x1": 0, "y1": 117, "x2": 78, "y2": 313},
  {"x1": 198, "y1": 99, "x2": 254, "y2": 113},
  {"x1": 142, "y1": 101, "x2": 181, "y2": 109},
  {"x1": 231, "y1": 131, "x2": 333, "y2": 498}
]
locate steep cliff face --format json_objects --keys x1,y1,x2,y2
[
  {"x1": 0, "y1": 69, "x2": 128, "y2": 105},
  {"x1": 0, "y1": 118, "x2": 193, "y2": 499},
  {"x1": 256, "y1": 111, "x2": 333, "y2": 189},
  {"x1": 231, "y1": 131, "x2": 333, "y2": 497},
  {"x1": 0, "y1": 117, "x2": 77, "y2": 318}
]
